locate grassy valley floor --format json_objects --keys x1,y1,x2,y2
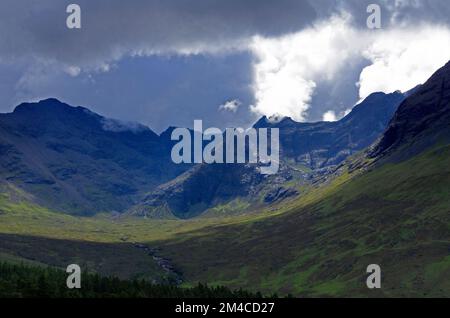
[{"x1": 0, "y1": 144, "x2": 449, "y2": 297}]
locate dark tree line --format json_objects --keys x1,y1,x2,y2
[{"x1": 0, "y1": 262, "x2": 266, "y2": 298}]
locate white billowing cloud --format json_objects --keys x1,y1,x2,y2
[
  {"x1": 322, "y1": 110, "x2": 338, "y2": 122},
  {"x1": 358, "y1": 25, "x2": 450, "y2": 100},
  {"x1": 219, "y1": 99, "x2": 242, "y2": 113},
  {"x1": 250, "y1": 15, "x2": 365, "y2": 121},
  {"x1": 249, "y1": 14, "x2": 450, "y2": 121}
]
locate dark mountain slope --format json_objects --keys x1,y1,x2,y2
[{"x1": 0, "y1": 99, "x2": 188, "y2": 215}]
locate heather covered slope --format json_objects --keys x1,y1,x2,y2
[{"x1": 157, "y1": 142, "x2": 450, "y2": 297}]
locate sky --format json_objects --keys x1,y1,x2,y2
[{"x1": 1, "y1": 0, "x2": 450, "y2": 132}]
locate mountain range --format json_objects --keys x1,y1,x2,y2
[{"x1": 0, "y1": 91, "x2": 404, "y2": 217}]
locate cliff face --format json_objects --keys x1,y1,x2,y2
[{"x1": 372, "y1": 61, "x2": 450, "y2": 159}]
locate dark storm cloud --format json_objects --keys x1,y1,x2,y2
[
  {"x1": 1, "y1": 0, "x2": 449, "y2": 68},
  {"x1": 0, "y1": 0, "x2": 317, "y2": 68}
]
